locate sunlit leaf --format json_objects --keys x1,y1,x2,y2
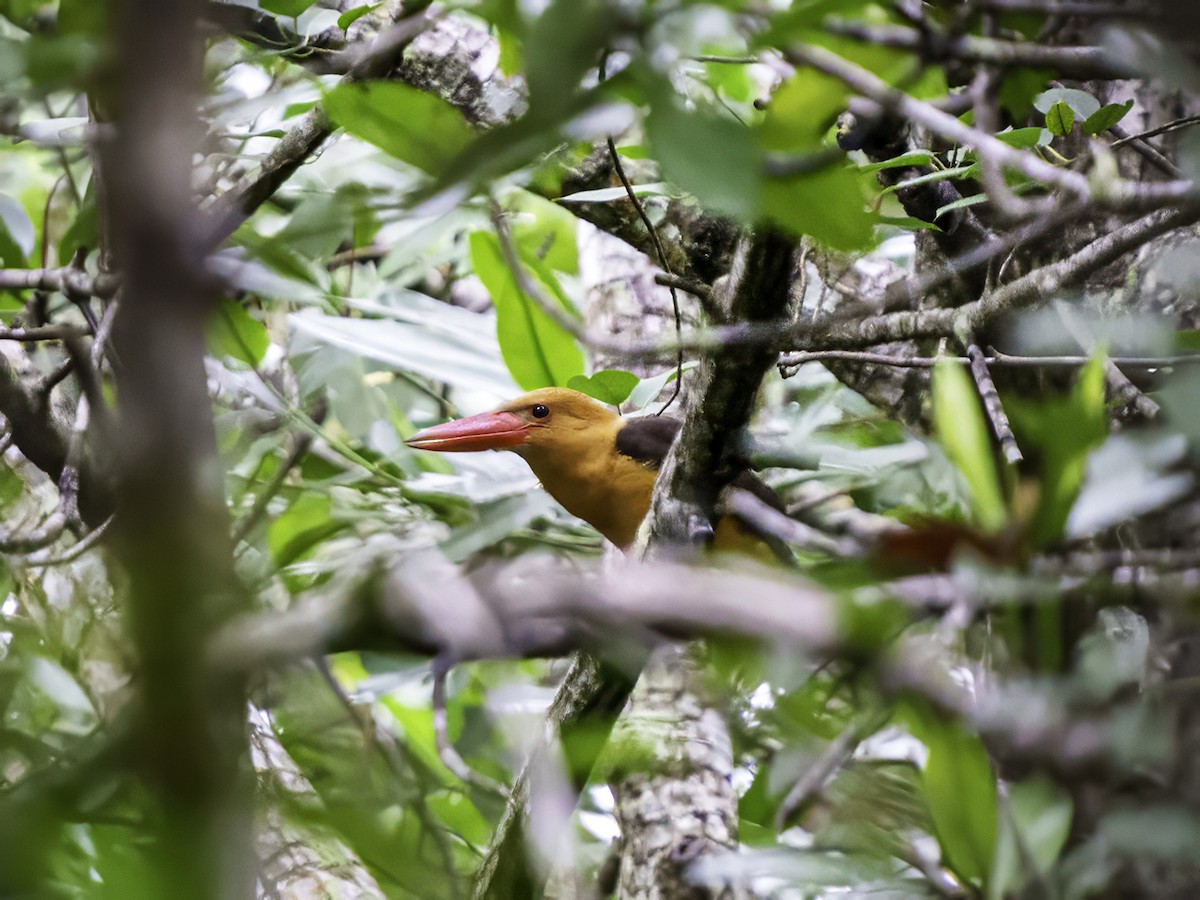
[
  {"x1": 468, "y1": 230, "x2": 584, "y2": 390},
  {"x1": 567, "y1": 369, "x2": 639, "y2": 406},
  {"x1": 505, "y1": 188, "x2": 579, "y2": 274},
  {"x1": 932, "y1": 359, "x2": 1007, "y2": 532},
  {"x1": 323, "y1": 82, "x2": 475, "y2": 175},
  {"x1": 903, "y1": 698, "x2": 998, "y2": 887}
]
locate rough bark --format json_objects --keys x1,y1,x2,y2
[{"x1": 609, "y1": 647, "x2": 742, "y2": 900}]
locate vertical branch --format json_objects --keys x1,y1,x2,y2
[
  {"x1": 613, "y1": 228, "x2": 795, "y2": 899},
  {"x1": 101, "y1": 1, "x2": 251, "y2": 897},
  {"x1": 966, "y1": 343, "x2": 1022, "y2": 465}
]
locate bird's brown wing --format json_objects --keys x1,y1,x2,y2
[{"x1": 614, "y1": 415, "x2": 787, "y2": 512}]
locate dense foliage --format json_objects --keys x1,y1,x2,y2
[{"x1": 1, "y1": 0, "x2": 1200, "y2": 897}]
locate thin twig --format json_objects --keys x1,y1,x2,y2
[
  {"x1": 1111, "y1": 113, "x2": 1200, "y2": 148},
  {"x1": 23, "y1": 515, "x2": 113, "y2": 567},
  {"x1": 719, "y1": 487, "x2": 863, "y2": 558},
  {"x1": 779, "y1": 348, "x2": 1200, "y2": 372},
  {"x1": 967, "y1": 343, "x2": 1022, "y2": 464},
  {"x1": 0, "y1": 267, "x2": 118, "y2": 299},
  {"x1": 605, "y1": 135, "x2": 684, "y2": 414},
  {"x1": 1056, "y1": 303, "x2": 1161, "y2": 420},
  {"x1": 825, "y1": 18, "x2": 1133, "y2": 80}
]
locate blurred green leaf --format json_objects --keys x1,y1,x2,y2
[
  {"x1": 289, "y1": 302, "x2": 519, "y2": 398},
  {"x1": 275, "y1": 189, "x2": 359, "y2": 262},
  {"x1": 523, "y1": 0, "x2": 618, "y2": 119},
  {"x1": 904, "y1": 698, "x2": 998, "y2": 887},
  {"x1": 627, "y1": 363, "x2": 696, "y2": 411},
  {"x1": 208, "y1": 300, "x2": 269, "y2": 367},
  {"x1": 646, "y1": 86, "x2": 762, "y2": 222},
  {"x1": 760, "y1": 69, "x2": 848, "y2": 155},
  {"x1": 991, "y1": 776, "x2": 1073, "y2": 900},
  {"x1": 57, "y1": 0, "x2": 107, "y2": 35},
  {"x1": 763, "y1": 165, "x2": 877, "y2": 251},
  {"x1": 1007, "y1": 355, "x2": 1107, "y2": 546},
  {"x1": 468, "y1": 230, "x2": 584, "y2": 390},
  {"x1": 24, "y1": 34, "x2": 101, "y2": 91},
  {"x1": 57, "y1": 190, "x2": 98, "y2": 265},
  {"x1": 567, "y1": 370, "x2": 639, "y2": 406},
  {"x1": 999, "y1": 68, "x2": 1051, "y2": 120},
  {"x1": 324, "y1": 82, "x2": 475, "y2": 175},
  {"x1": 932, "y1": 359, "x2": 1007, "y2": 532},
  {"x1": 505, "y1": 188, "x2": 578, "y2": 274},
  {"x1": 269, "y1": 493, "x2": 341, "y2": 567},
  {"x1": 0, "y1": 194, "x2": 33, "y2": 267}
]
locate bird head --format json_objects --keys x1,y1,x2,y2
[{"x1": 405, "y1": 387, "x2": 618, "y2": 456}]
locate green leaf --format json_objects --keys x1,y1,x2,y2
[
  {"x1": 627, "y1": 362, "x2": 697, "y2": 411},
  {"x1": 24, "y1": 34, "x2": 101, "y2": 92},
  {"x1": 260, "y1": 0, "x2": 316, "y2": 16},
  {"x1": 275, "y1": 190, "x2": 357, "y2": 262},
  {"x1": 505, "y1": 188, "x2": 578, "y2": 274},
  {"x1": 567, "y1": 370, "x2": 640, "y2": 406},
  {"x1": 337, "y1": 3, "x2": 381, "y2": 29},
  {"x1": 999, "y1": 68, "x2": 1051, "y2": 120},
  {"x1": 760, "y1": 69, "x2": 849, "y2": 154},
  {"x1": 208, "y1": 300, "x2": 269, "y2": 367},
  {"x1": 857, "y1": 150, "x2": 937, "y2": 173},
  {"x1": 268, "y1": 493, "x2": 340, "y2": 566},
  {"x1": 233, "y1": 224, "x2": 327, "y2": 287},
  {"x1": 646, "y1": 86, "x2": 762, "y2": 222},
  {"x1": 1045, "y1": 100, "x2": 1075, "y2": 137},
  {"x1": 932, "y1": 359, "x2": 1007, "y2": 532},
  {"x1": 468, "y1": 230, "x2": 584, "y2": 390},
  {"x1": 0, "y1": 196, "x2": 30, "y2": 268},
  {"x1": 1082, "y1": 100, "x2": 1134, "y2": 135},
  {"x1": 289, "y1": 301, "x2": 519, "y2": 398},
  {"x1": 994, "y1": 127, "x2": 1051, "y2": 149},
  {"x1": 57, "y1": 0, "x2": 107, "y2": 35},
  {"x1": 991, "y1": 777, "x2": 1073, "y2": 900},
  {"x1": 323, "y1": 82, "x2": 474, "y2": 175},
  {"x1": 903, "y1": 698, "x2": 999, "y2": 887},
  {"x1": 1006, "y1": 355, "x2": 1108, "y2": 547},
  {"x1": 763, "y1": 164, "x2": 877, "y2": 252},
  {"x1": 523, "y1": 0, "x2": 617, "y2": 119},
  {"x1": 57, "y1": 191, "x2": 98, "y2": 266}
]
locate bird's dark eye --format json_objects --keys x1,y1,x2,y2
[{"x1": 532, "y1": 404, "x2": 550, "y2": 419}]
